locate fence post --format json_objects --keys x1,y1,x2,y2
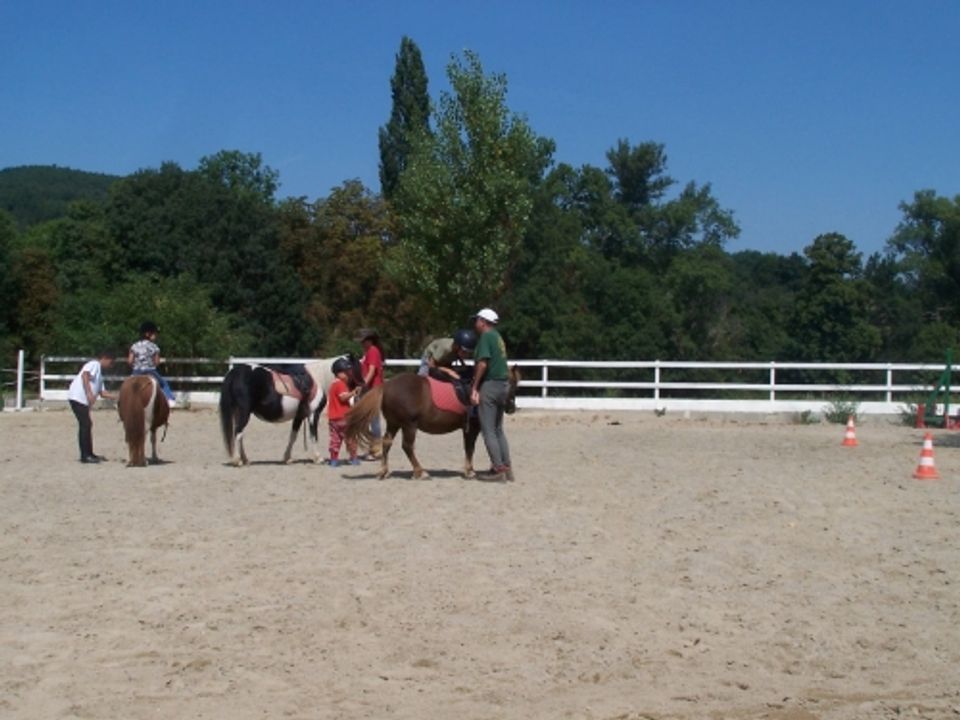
[
  {"x1": 654, "y1": 360, "x2": 661, "y2": 402},
  {"x1": 39, "y1": 354, "x2": 47, "y2": 405},
  {"x1": 15, "y1": 349, "x2": 25, "y2": 410},
  {"x1": 769, "y1": 361, "x2": 776, "y2": 402},
  {"x1": 885, "y1": 364, "x2": 893, "y2": 404},
  {"x1": 541, "y1": 363, "x2": 548, "y2": 399}
]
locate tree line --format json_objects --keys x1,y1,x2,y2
[{"x1": 1, "y1": 38, "x2": 958, "y2": 368}]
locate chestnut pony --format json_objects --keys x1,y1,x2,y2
[
  {"x1": 345, "y1": 367, "x2": 520, "y2": 479},
  {"x1": 117, "y1": 375, "x2": 170, "y2": 467}
]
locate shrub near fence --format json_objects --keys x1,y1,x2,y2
[{"x1": 37, "y1": 356, "x2": 960, "y2": 415}]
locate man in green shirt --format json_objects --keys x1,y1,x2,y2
[{"x1": 469, "y1": 307, "x2": 513, "y2": 481}]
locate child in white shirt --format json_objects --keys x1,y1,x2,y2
[{"x1": 67, "y1": 350, "x2": 117, "y2": 463}]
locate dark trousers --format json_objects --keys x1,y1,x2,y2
[{"x1": 69, "y1": 400, "x2": 94, "y2": 459}]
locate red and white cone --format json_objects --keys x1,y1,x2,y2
[
  {"x1": 841, "y1": 416, "x2": 858, "y2": 447},
  {"x1": 913, "y1": 432, "x2": 940, "y2": 480}
]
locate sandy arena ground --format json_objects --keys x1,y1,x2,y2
[{"x1": 1, "y1": 406, "x2": 958, "y2": 719}]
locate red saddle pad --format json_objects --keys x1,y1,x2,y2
[{"x1": 427, "y1": 376, "x2": 468, "y2": 415}]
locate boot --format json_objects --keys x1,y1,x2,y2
[{"x1": 365, "y1": 437, "x2": 383, "y2": 460}]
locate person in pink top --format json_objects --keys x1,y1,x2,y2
[{"x1": 356, "y1": 328, "x2": 384, "y2": 459}]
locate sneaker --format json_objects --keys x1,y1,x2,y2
[
  {"x1": 477, "y1": 465, "x2": 508, "y2": 482},
  {"x1": 93, "y1": 454, "x2": 109, "y2": 462},
  {"x1": 329, "y1": 459, "x2": 340, "y2": 467},
  {"x1": 80, "y1": 456, "x2": 101, "y2": 464},
  {"x1": 349, "y1": 457, "x2": 361, "y2": 466}
]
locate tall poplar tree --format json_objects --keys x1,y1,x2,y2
[
  {"x1": 391, "y1": 50, "x2": 554, "y2": 326},
  {"x1": 378, "y1": 36, "x2": 431, "y2": 200}
]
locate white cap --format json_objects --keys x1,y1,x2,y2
[{"x1": 473, "y1": 307, "x2": 499, "y2": 324}]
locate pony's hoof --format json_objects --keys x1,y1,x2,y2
[
  {"x1": 413, "y1": 471, "x2": 431, "y2": 480},
  {"x1": 377, "y1": 470, "x2": 390, "y2": 480},
  {"x1": 464, "y1": 470, "x2": 477, "y2": 480},
  {"x1": 283, "y1": 457, "x2": 293, "y2": 465}
]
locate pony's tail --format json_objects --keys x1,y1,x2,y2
[
  {"x1": 345, "y1": 386, "x2": 384, "y2": 445},
  {"x1": 120, "y1": 377, "x2": 147, "y2": 465},
  {"x1": 219, "y1": 373, "x2": 235, "y2": 457}
]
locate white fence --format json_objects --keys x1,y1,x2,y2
[
  {"x1": 1, "y1": 350, "x2": 28, "y2": 412},
  {"x1": 33, "y1": 355, "x2": 956, "y2": 416}
]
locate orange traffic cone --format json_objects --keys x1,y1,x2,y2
[
  {"x1": 913, "y1": 432, "x2": 940, "y2": 480},
  {"x1": 841, "y1": 416, "x2": 858, "y2": 447}
]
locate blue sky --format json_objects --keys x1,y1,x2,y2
[{"x1": 2, "y1": 1, "x2": 957, "y2": 256}]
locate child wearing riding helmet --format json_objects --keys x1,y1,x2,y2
[
  {"x1": 327, "y1": 357, "x2": 361, "y2": 467},
  {"x1": 128, "y1": 321, "x2": 176, "y2": 406},
  {"x1": 417, "y1": 328, "x2": 477, "y2": 379}
]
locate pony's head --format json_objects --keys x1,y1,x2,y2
[{"x1": 505, "y1": 365, "x2": 522, "y2": 415}]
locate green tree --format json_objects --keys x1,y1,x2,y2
[
  {"x1": 728, "y1": 250, "x2": 805, "y2": 359},
  {"x1": 392, "y1": 50, "x2": 555, "y2": 326},
  {"x1": 278, "y1": 182, "x2": 434, "y2": 356},
  {"x1": 10, "y1": 246, "x2": 59, "y2": 356},
  {"x1": 197, "y1": 149, "x2": 279, "y2": 202},
  {"x1": 790, "y1": 233, "x2": 881, "y2": 361},
  {"x1": 886, "y1": 190, "x2": 960, "y2": 326},
  {"x1": 21, "y1": 200, "x2": 121, "y2": 295},
  {"x1": 105, "y1": 156, "x2": 311, "y2": 354},
  {"x1": 604, "y1": 139, "x2": 739, "y2": 265},
  {"x1": 664, "y1": 245, "x2": 736, "y2": 359},
  {"x1": 0, "y1": 210, "x2": 18, "y2": 359},
  {"x1": 378, "y1": 36, "x2": 431, "y2": 200},
  {"x1": 501, "y1": 164, "x2": 597, "y2": 358},
  {"x1": 51, "y1": 274, "x2": 251, "y2": 357}
]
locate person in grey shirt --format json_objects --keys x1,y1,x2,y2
[{"x1": 417, "y1": 328, "x2": 476, "y2": 379}]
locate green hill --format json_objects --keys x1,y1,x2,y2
[{"x1": 0, "y1": 165, "x2": 120, "y2": 228}]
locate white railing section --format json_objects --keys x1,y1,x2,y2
[
  {"x1": 33, "y1": 356, "x2": 955, "y2": 415},
  {"x1": 1, "y1": 349, "x2": 30, "y2": 412}
]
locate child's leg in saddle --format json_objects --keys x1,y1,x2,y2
[{"x1": 150, "y1": 369, "x2": 176, "y2": 402}]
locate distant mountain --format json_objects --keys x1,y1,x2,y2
[{"x1": 0, "y1": 165, "x2": 121, "y2": 228}]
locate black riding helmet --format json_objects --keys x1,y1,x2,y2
[
  {"x1": 454, "y1": 328, "x2": 477, "y2": 351},
  {"x1": 139, "y1": 320, "x2": 159, "y2": 336},
  {"x1": 332, "y1": 356, "x2": 352, "y2": 375}
]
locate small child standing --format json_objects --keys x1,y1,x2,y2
[
  {"x1": 128, "y1": 320, "x2": 176, "y2": 406},
  {"x1": 327, "y1": 363, "x2": 360, "y2": 467},
  {"x1": 67, "y1": 350, "x2": 117, "y2": 463}
]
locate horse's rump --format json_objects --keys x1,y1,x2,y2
[{"x1": 118, "y1": 375, "x2": 168, "y2": 466}]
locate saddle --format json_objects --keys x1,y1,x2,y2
[
  {"x1": 426, "y1": 375, "x2": 471, "y2": 415},
  {"x1": 267, "y1": 366, "x2": 317, "y2": 404},
  {"x1": 427, "y1": 366, "x2": 473, "y2": 406}
]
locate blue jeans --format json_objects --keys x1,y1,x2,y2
[{"x1": 133, "y1": 368, "x2": 175, "y2": 402}]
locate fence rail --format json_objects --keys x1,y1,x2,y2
[{"x1": 30, "y1": 355, "x2": 960, "y2": 416}]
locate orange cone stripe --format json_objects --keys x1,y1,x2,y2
[{"x1": 913, "y1": 433, "x2": 940, "y2": 480}]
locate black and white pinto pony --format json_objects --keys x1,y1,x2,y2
[{"x1": 219, "y1": 355, "x2": 363, "y2": 465}]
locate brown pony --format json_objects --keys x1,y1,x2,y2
[
  {"x1": 345, "y1": 367, "x2": 520, "y2": 479},
  {"x1": 117, "y1": 375, "x2": 170, "y2": 467}
]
